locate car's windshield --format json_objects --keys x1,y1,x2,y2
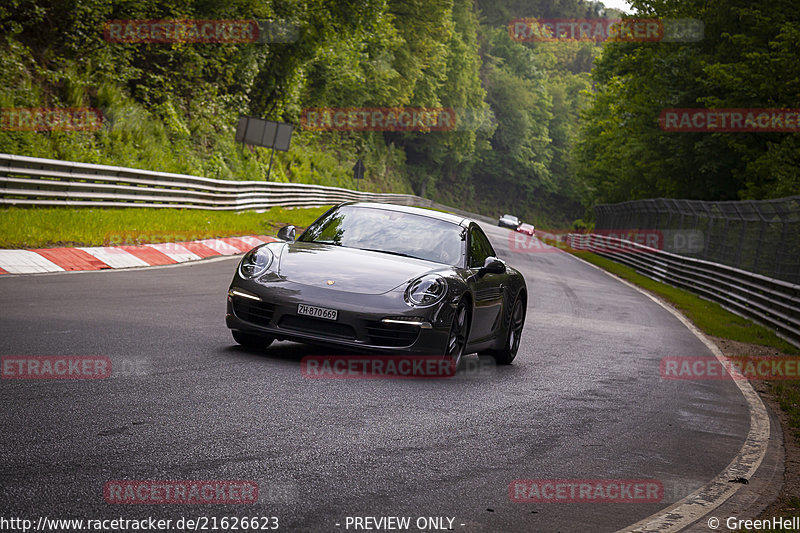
[{"x1": 299, "y1": 205, "x2": 465, "y2": 265}]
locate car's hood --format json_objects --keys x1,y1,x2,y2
[{"x1": 277, "y1": 242, "x2": 445, "y2": 294}]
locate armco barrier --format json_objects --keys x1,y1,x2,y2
[
  {"x1": 567, "y1": 232, "x2": 800, "y2": 348},
  {"x1": 594, "y1": 196, "x2": 800, "y2": 284},
  {"x1": 0, "y1": 153, "x2": 433, "y2": 210}
]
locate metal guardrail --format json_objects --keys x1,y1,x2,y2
[
  {"x1": 566, "y1": 232, "x2": 800, "y2": 348},
  {"x1": 0, "y1": 153, "x2": 434, "y2": 210},
  {"x1": 594, "y1": 196, "x2": 800, "y2": 284}
]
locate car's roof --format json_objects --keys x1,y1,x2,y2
[{"x1": 341, "y1": 201, "x2": 470, "y2": 226}]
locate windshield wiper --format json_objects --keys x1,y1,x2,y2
[{"x1": 355, "y1": 247, "x2": 420, "y2": 259}]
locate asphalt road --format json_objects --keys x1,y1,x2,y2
[{"x1": 0, "y1": 223, "x2": 753, "y2": 532}]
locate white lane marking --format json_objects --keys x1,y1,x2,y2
[
  {"x1": 0, "y1": 250, "x2": 65, "y2": 273},
  {"x1": 195, "y1": 238, "x2": 242, "y2": 255},
  {"x1": 145, "y1": 242, "x2": 201, "y2": 263},
  {"x1": 561, "y1": 252, "x2": 770, "y2": 533},
  {"x1": 79, "y1": 247, "x2": 149, "y2": 268},
  {"x1": 0, "y1": 252, "x2": 241, "y2": 277},
  {"x1": 236, "y1": 235, "x2": 268, "y2": 248}
]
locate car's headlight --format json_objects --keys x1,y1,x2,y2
[
  {"x1": 239, "y1": 246, "x2": 274, "y2": 279},
  {"x1": 405, "y1": 274, "x2": 448, "y2": 307}
]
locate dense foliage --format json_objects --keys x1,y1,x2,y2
[
  {"x1": 0, "y1": 0, "x2": 600, "y2": 225},
  {"x1": 576, "y1": 0, "x2": 800, "y2": 208},
  {"x1": 1, "y1": 0, "x2": 796, "y2": 226}
]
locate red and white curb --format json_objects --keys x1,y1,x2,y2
[{"x1": 0, "y1": 235, "x2": 277, "y2": 274}]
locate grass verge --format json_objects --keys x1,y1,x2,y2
[{"x1": 0, "y1": 206, "x2": 332, "y2": 248}]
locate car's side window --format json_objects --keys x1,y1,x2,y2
[{"x1": 469, "y1": 227, "x2": 496, "y2": 268}]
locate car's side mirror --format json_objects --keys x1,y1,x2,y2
[
  {"x1": 478, "y1": 256, "x2": 506, "y2": 276},
  {"x1": 277, "y1": 225, "x2": 296, "y2": 242}
]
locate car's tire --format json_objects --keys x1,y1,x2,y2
[
  {"x1": 232, "y1": 330, "x2": 274, "y2": 350},
  {"x1": 445, "y1": 302, "x2": 470, "y2": 369},
  {"x1": 484, "y1": 294, "x2": 525, "y2": 365}
]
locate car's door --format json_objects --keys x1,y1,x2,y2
[{"x1": 467, "y1": 224, "x2": 506, "y2": 341}]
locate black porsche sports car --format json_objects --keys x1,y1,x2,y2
[{"x1": 226, "y1": 202, "x2": 527, "y2": 365}]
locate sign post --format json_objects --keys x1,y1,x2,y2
[
  {"x1": 235, "y1": 116, "x2": 294, "y2": 180},
  {"x1": 353, "y1": 158, "x2": 365, "y2": 191}
]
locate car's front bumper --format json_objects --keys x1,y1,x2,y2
[{"x1": 226, "y1": 278, "x2": 455, "y2": 355}]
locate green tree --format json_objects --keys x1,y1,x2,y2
[{"x1": 576, "y1": 0, "x2": 800, "y2": 213}]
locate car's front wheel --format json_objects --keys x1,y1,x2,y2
[
  {"x1": 446, "y1": 302, "x2": 470, "y2": 369},
  {"x1": 232, "y1": 330, "x2": 274, "y2": 350},
  {"x1": 484, "y1": 294, "x2": 525, "y2": 365}
]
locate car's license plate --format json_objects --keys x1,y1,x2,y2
[{"x1": 297, "y1": 304, "x2": 338, "y2": 321}]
